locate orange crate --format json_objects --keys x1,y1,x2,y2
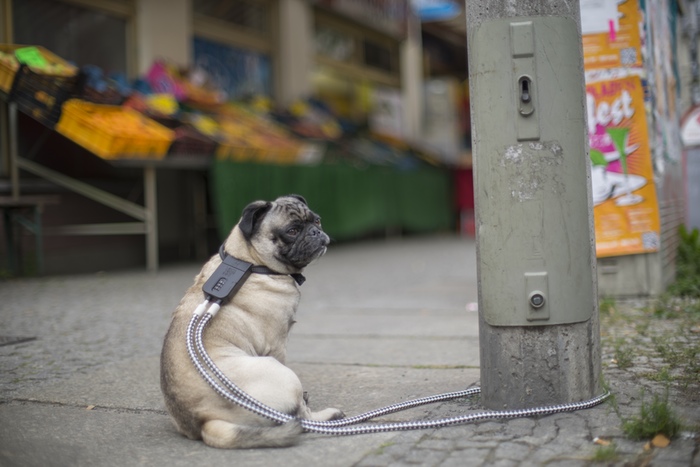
[
  {"x1": 57, "y1": 99, "x2": 174, "y2": 159},
  {"x1": 0, "y1": 44, "x2": 22, "y2": 93}
]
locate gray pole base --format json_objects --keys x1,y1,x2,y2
[{"x1": 478, "y1": 313, "x2": 602, "y2": 410}]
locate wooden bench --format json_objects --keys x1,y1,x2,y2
[{"x1": 1, "y1": 195, "x2": 60, "y2": 275}]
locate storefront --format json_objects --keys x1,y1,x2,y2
[
  {"x1": 192, "y1": 0, "x2": 275, "y2": 100},
  {"x1": 0, "y1": 0, "x2": 457, "y2": 275},
  {"x1": 420, "y1": 13, "x2": 469, "y2": 162},
  {"x1": 311, "y1": 2, "x2": 404, "y2": 138},
  {"x1": 10, "y1": 0, "x2": 133, "y2": 76},
  {"x1": 211, "y1": 2, "x2": 453, "y2": 245},
  {"x1": 414, "y1": 5, "x2": 473, "y2": 234}
]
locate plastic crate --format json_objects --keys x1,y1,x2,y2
[
  {"x1": 146, "y1": 114, "x2": 218, "y2": 155},
  {"x1": 4, "y1": 46, "x2": 80, "y2": 126},
  {"x1": 80, "y1": 85, "x2": 126, "y2": 105},
  {"x1": 10, "y1": 63, "x2": 83, "y2": 128},
  {"x1": 0, "y1": 44, "x2": 22, "y2": 93},
  {"x1": 169, "y1": 125, "x2": 218, "y2": 155},
  {"x1": 56, "y1": 99, "x2": 174, "y2": 160}
]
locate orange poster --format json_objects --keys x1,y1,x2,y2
[
  {"x1": 587, "y1": 76, "x2": 660, "y2": 257},
  {"x1": 582, "y1": 0, "x2": 643, "y2": 70}
]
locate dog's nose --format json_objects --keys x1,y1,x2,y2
[{"x1": 310, "y1": 227, "x2": 329, "y2": 245}]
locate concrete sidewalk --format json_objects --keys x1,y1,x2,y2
[{"x1": 0, "y1": 235, "x2": 697, "y2": 466}]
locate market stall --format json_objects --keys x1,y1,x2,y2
[{"x1": 1, "y1": 45, "x2": 456, "y2": 271}]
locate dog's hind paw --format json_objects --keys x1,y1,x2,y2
[{"x1": 309, "y1": 407, "x2": 345, "y2": 421}]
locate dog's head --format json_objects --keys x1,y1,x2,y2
[{"x1": 233, "y1": 195, "x2": 329, "y2": 273}]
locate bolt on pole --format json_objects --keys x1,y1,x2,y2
[{"x1": 466, "y1": 0, "x2": 602, "y2": 409}]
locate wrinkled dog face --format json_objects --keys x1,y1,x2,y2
[{"x1": 239, "y1": 195, "x2": 330, "y2": 271}]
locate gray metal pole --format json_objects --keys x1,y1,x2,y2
[{"x1": 466, "y1": 0, "x2": 601, "y2": 409}]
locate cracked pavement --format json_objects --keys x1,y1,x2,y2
[{"x1": 1, "y1": 235, "x2": 698, "y2": 466}]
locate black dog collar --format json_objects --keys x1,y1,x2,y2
[{"x1": 218, "y1": 244, "x2": 306, "y2": 286}]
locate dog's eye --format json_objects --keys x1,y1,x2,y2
[
  {"x1": 287, "y1": 227, "x2": 300, "y2": 236},
  {"x1": 314, "y1": 218, "x2": 321, "y2": 226}
]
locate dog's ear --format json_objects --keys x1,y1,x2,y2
[
  {"x1": 239, "y1": 200, "x2": 272, "y2": 240},
  {"x1": 286, "y1": 194, "x2": 307, "y2": 206}
]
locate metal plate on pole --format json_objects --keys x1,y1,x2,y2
[{"x1": 471, "y1": 16, "x2": 595, "y2": 327}]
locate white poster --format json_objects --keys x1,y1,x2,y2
[{"x1": 580, "y1": 0, "x2": 619, "y2": 35}]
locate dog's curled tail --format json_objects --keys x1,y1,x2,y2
[{"x1": 201, "y1": 419, "x2": 303, "y2": 449}]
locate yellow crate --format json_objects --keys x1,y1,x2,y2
[
  {"x1": 0, "y1": 44, "x2": 77, "y2": 93},
  {"x1": 57, "y1": 99, "x2": 174, "y2": 159},
  {"x1": 0, "y1": 44, "x2": 21, "y2": 93}
]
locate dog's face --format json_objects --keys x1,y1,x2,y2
[{"x1": 237, "y1": 195, "x2": 329, "y2": 272}]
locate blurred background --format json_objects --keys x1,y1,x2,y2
[{"x1": 0, "y1": 0, "x2": 697, "y2": 298}]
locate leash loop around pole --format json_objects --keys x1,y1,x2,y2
[{"x1": 185, "y1": 310, "x2": 611, "y2": 436}]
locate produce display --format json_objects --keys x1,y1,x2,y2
[
  {"x1": 1, "y1": 46, "x2": 441, "y2": 168},
  {"x1": 0, "y1": 45, "x2": 77, "y2": 93},
  {"x1": 214, "y1": 104, "x2": 303, "y2": 163},
  {"x1": 190, "y1": 114, "x2": 220, "y2": 138},
  {"x1": 274, "y1": 98, "x2": 343, "y2": 140},
  {"x1": 146, "y1": 60, "x2": 224, "y2": 110}
]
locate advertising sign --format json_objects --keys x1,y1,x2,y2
[
  {"x1": 581, "y1": 0, "x2": 643, "y2": 70},
  {"x1": 587, "y1": 76, "x2": 660, "y2": 257}
]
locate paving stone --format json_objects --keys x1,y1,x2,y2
[
  {"x1": 518, "y1": 424, "x2": 558, "y2": 445},
  {"x1": 486, "y1": 460, "x2": 520, "y2": 467},
  {"x1": 416, "y1": 438, "x2": 455, "y2": 451},
  {"x1": 440, "y1": 448, "x2": 493, "y2": 467},
  {"x1": 504, "y1": 417, "x2": 535, "y2": 437},
  {"x1": 650, "y1": 438, "x2": 697, "y2": 465},
  {"x1": 400, "y1": 447, "x2": 449, "y2": 465},
  {"x1": 492, "y1": 441, "x2": 531, "y2": 461},
  {"x1": 453, "y1": 438, "x2": 500, "y2": 450}
]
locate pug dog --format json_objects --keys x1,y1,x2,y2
[{"x1": 160, "y1": 195, "x2": 344, "y2": 449}]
